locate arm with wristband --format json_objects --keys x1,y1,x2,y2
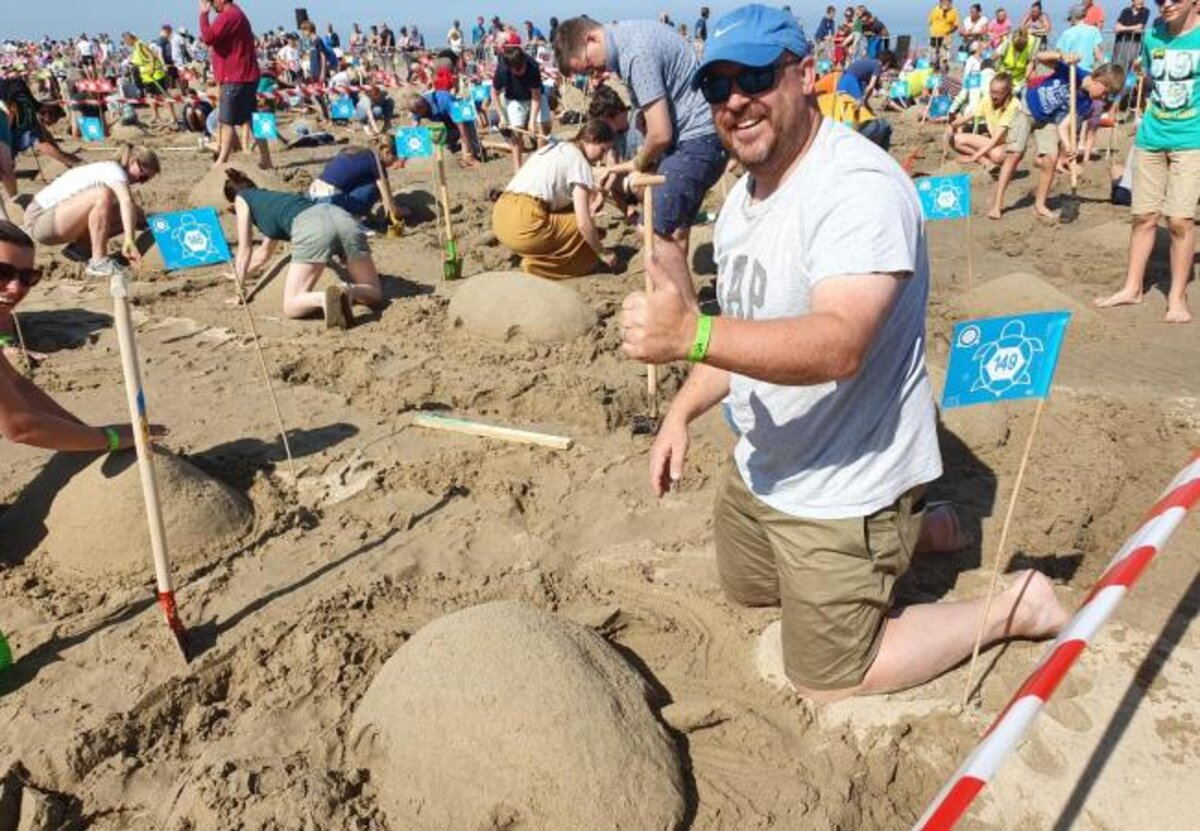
[{"x1": 0, "y1": 349, "x2": 163, "y2": 452}]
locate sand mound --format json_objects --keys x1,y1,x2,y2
[
  {"x1": 109, "y1": 123, "x2": 150, "y2": 143},
  {"x1": 187, "y1": 163, "x2": 291, "y2": 213},
  {"x1": 447, "y1": 270, "x2": 597, "y2": 343},
  {"x1": 351, "y1": 601, "x2": 687, "y2": 831},
  {"x1": 953, "y1": 271, "x2": 1101, "y2": 328},
  {"x1": 41, "y1": 450, "x2": 252, "y2": 579}
]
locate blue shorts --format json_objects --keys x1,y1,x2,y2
[
  {"x1": 0, "y1": 111, "x2": 36, "y2": 155},
  {"x1": 654, "y1": 133, "x2": 727, "y2": 237}
]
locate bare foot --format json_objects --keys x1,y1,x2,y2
[
  {"x1": 1033, "y1": 207, "x2": 1060, "y2": 223},
  {"x1": 1003, "y1": 570, "x2": 1070, "y2": 640},
  {"x1": 917, "y1": 503, "x2": 974, "y2": 553},
  {"x1": 1094, "y1": 287, "x2": 1143, "y2": 308},
  {"x1": 987, "y1": 206, "x2": 1003, "y2": 220},
  {"x1": 1165, "y1": 301, "x2": 1192, "y2": 324}
]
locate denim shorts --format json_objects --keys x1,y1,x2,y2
[
  {"x1": 219, "y1": 81, "x2": 258, "y2": 127},
  {"x1": 654, "y1": 132, "x2": 727, "y2": 236}
]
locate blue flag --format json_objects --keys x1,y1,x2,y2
[
  {"x1": 251, "y1": 112, "x2": 278, "y2": 140},
  {"x1": 817, "y1": 58, "x2": 834, "y2": 74},
  {"x1": 330, "y1": 96, "x2": 355, "y2": 120},
  {"x1": 889, "y1": 80, "x2": 909, "y2": 99},
  {"x1": 79, "y1": 116, "x2": 104, "y2": 142},
  {"x1": 471, "y1": 84, "x2": 490, "y2": 104},
  {"x1": 928, "y1": 94, "x2": 952, "y2": 118},
  {"x1": 927, "y1": 74, "x2": 944, "y2": 91},
  {"x1": 148, "y1": 208, "x2": 232, "y2": 271},
  {"x1": 942, "y1": 312, "x2": 1071, "y2": 409},
  {"x1": 956, "y1": 50, "x2": 969, "y2": 64},
  {"x1": 916, "y1": 57, "x2": 931, "y2": 69},
  {"x1": 395, "y1": 126, "x2": 434, "y2": 158},
  {"x1": 964, "y1": 72, "x2": 982, "y2": 90},
  {"x1": 917, "y1": 174, "x2": 971, "y2": 221},
  {"x1": 449, "y1": 99, "x2": 476, "y2": 124}
]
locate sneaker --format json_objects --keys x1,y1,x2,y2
[
  {"x1": 84, "y1": 257, "x2": 122, "y2": 278},
  {"x1": 323, "y1": 284, "x2": 353, "y2": 330}
]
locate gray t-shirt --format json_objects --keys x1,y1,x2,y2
[
  {"x1": 604, "y1": 21, "x2": 715, "y2": 144},
  {"x1": 714, "y1": 118, "x2": 942, "y2": 519}
]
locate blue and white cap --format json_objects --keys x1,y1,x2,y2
[{"x1": 694, "y1": 4, "x2": 812, "y2": 85}]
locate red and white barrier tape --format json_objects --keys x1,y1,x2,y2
[{"x1": 914, "y1": 451, "x2": 1200, "y2": 831}]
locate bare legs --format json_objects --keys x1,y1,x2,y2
[
  {"x1": 791, "y1": 570, "x2": 1070, "y2": 704},
  {"x1": 1096, "y1": 213, "x2": 1194, "y2": 323},
  {"x1": 1032, "y1": 152, "x2": 1058, "y2": 219},
  {"x1": 44, "y1": 186, "x2": 119, "y2": 255},
  {"x1": 989, "y1": 152, "x2": 1022, "y2": 219},
  {"x1": 281, "y1": 257, "x2": 383, "y2": 321},
  {"x1": 214, "y1": 123, "x2": 272, "y2": 170}
]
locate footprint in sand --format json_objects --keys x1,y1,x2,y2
[{"x1": 1018, "y1": 731, "x2": 1068, "y2": 776}]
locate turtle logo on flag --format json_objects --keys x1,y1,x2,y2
[
  {"x1": 941, "y1": 311, "x2": 1071, "y2": 409},
  {"x1": 916, "y1": 174, "x2": 970, "y2": 221},
  {"x1": 79, "y1": 116, "x2": 104, "y2": 142},
  {"x1": 450, "y1": 99, "x2": 476, "y2": 124},
  {"x1": 395, "y1": 127, "x2": 434, "y2": 158},
  {"x1": 148, "y1": 208, "x2": 232, "y2": 271},
  {"x1": 330, "y1": 96, "x2": 355, "y2": 120},
  {"x1": 251, "y1": 112, "x2": 278, "y2": 140}
]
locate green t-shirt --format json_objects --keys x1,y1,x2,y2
[
  {"x1": 240, "y1": 189, "x2": 314, "y2": 240},
  {"x1": 1136, "y1": 21, "x2": 1200, "y2": 151}
]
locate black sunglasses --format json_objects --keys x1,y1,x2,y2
[
  {"x1": 700, "y1": 58, "x2": 799, "y2": 105},
  {"x1": 0, "y1": 263, "x2": 42, "y2": 288}
]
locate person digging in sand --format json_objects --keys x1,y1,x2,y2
[
  {"x1": 1095, "y1": 0, "x2": 1199, "y2": 324},
  {"x1": 492, "y1": 119, "x2": 619, "y2": 278},
  {"x1": 990, "y1": 53, "x2": 1125, "y2": 221},
  {"x1": 0, "y1": 220, "x2": 166, "y2": 451},
  {"x1": 224, "y1": 171, "x2": 383, "y2": 329},
  {"x1": 620, "y1": 5, "x2": 1069, "y2": 704},
  {"x1": 22, "y1": 144, "x2": 160, "y2": 278}
]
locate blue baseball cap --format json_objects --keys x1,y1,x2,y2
[{"x1": 694, "y1": 5, "x2": 811, "y2": 85}]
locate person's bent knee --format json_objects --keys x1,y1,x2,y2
[
  {"x1": 93, "y1": 187, "x2": 115, "y2": 207},
  {"x1": 718, "y1": 575, "x2": 778, "y2": 609}
]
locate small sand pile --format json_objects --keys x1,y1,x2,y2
[
  {"x1": 41, "y1": 450, "x2": 252, "y2": 578},
  {"x1": 109, "y1": 123, "x2": 150, "y2": 143},
  {"x1": 447, "y1": 270, "x2": 598, "y2": 343},
  {"x1": 351, "y1": 601, "x2": 687, "y2": 831},
  {"x1": 188, "y1": 163, "x2": 291, "y2": 213}
]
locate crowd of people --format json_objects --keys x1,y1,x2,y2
[{"x1": 1, "y1": 0, "x2": 1197, "y2": 706}]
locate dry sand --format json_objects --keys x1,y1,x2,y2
[{"x1": 1, "y1": 105, "x2": 1198, "y2": 830}]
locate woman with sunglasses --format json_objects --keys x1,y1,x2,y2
[
  {"x1": 0, "y1": 221, "x2": 165, "y2": 451},
  {"x1": 22, "y1": 143, "x2": 160, "y2": 278}
]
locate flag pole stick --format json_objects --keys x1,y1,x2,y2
[
  {"x1": 109, "y1": 271, "x2": 191, "y2": 661},
  {"x1": 961, "y1": 396, "x2": 1047, "y2": 707},
  {"x1": 966, "y1": 208, "x2": 974, "y2": 290}
]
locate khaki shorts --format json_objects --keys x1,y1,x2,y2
[
  {"x1": 1007, "y1": 108, "x2": 1060, "y2": 157},
  {"x1": 714, "y1": 466, "x2": 924, "y2": 691},
  {"x1": 290, "y1": 203, "x2": 370, "y2": 264},
  {"x1": 22, "y1": 201, "x2": 59, "y2": 244},
  {"x1": 1131, "y1": 149, "x2": 1200, "y2": 219}
]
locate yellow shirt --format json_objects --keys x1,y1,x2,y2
[
  {"x1": 928, "y1": 6, "x2": 960, "y2": 38},
  {"x1": 130, "y1": 41, "x2": 167, "y2": 85},
  {"x1": 979, "y1": 95, "x2": 1017, "y2": 137},
  {"x1": 818, "y1": 92, "x2": 875, "y2": 127}
]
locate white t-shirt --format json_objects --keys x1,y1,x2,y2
[
  {"x1": 962, "y1": 15, "x2": 990, "y2": 36},
  {"x1": 714, "y1": 119, "x2": 942, "y2": 519},
  {"x1": 34, "y1": 162, "x2": 128, "y2": 211},
  {"x1": 504, "y1": 143, "x2": 594, "y2": 211},
  {"x1": 77, "y1": 38, "x2": 94, "y2": 58}
]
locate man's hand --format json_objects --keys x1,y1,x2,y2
[
  {"x1": 648, "y1": 415, "x2": 689, "y2": 497},
  {"x1": 199, "y1": 0, "x2": 212, "y2": 14},
  {"x1": 620, "y1": 258, "x2": 696, "y2": 363},
  {"x1": 1062, "y1": 52, "x2": 1080, "y2": 66},
  {"x1": 111, "y1": 422, "x2": 169, "y2": 450},
  {"x1": 122, "y1": 235, "x2": 141, "y2": 262}
]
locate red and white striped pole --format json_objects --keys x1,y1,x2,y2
[{"x1": 915, "y1": 451, "x2": 1200, "y2": 831}]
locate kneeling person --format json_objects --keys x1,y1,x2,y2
[
  {"x1": 492, "y1": 119, "x2": 617, "y2": 278},
  {"x1": 224, "y1": 172, "x2": 383, "y2": 329}
]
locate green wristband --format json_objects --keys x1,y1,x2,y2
[
  {"x1": 0, "y1": 334, "x2": 13, "y2": 347},
  {"x1": 103, "y1": 427, "x2": 121, "y2": 453},
  {"x1": 688, "y1": 315, "x2": 713, "y2": 363}
]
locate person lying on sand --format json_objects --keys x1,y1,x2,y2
[
  {"x1": 491, "y1": 119, "x2": 619, "y2": 278},
  {"x1": 22, "y1": 144, "x2": 160, "y2": 278},
  {"x1": 224, "y1": 170, "x2": 383, "y2": 329},
  {"x1": 0, "y1": 221, "x2": 165, "y2": 450},
  {"x1": 990, "y1": 53, "x2": 1125, "y2": 221},
  {"x1": 621, "y1": 5, "x2": 1069, "y2": 705}
]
